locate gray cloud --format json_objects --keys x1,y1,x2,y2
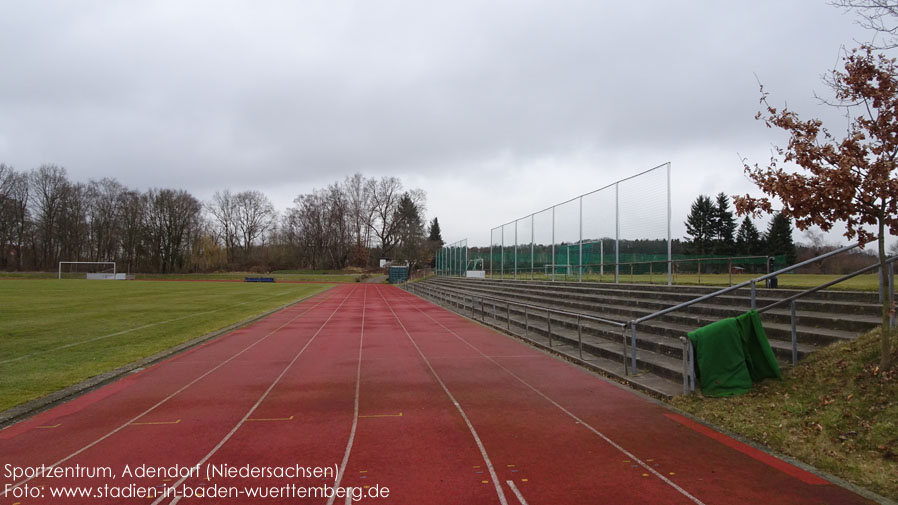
[{"x1": 0, "y1": 1, "x2": 878, "y2": 243}]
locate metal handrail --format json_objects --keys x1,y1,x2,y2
[
  {"x1": 631, "y1": 241, "x2": 864, "y2": 325},
  {"x1": 409, "y1": 281, "x2": 626, "y2": 328},
  {"x1": 757, "y1": 256, "x2": 898, "y2": 313}
]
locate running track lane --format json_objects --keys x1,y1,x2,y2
[
  {"x1": 0, "y1": 284, "x2": 878, "y2": 504},
  {"x1": 373, "y1": 285, "x2": 876, "y2": 505}
]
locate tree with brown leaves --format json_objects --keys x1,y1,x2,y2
[{"x1": 735, "y1": 46, "x2": 898, "y2": 370}]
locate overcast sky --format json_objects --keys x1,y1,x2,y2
[{"x1": 0, "y1": 1, "x2": 887, "y2": 248}]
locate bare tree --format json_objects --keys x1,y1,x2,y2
[
  {"x1": 142, "y1": 188, "x2": 201, "y2": 273},
  {"x1": 207, "y1": 190, "x2": 239, "y2": 264},
  {"x1": 29, "y1": 165, "x2": 70, "y2": 268},
  {"x1": 834, "y1": 0, "x2": 898, "y2": 48},
  {"x1": 343, "y1": 173, "x2": 374, "y2": 267},
  {"x1": 370, "y1": 176, "x2": 404, "y2": 257},
  {"x1": 233, "y1": 190, "x2": 276, "y2": 261}
]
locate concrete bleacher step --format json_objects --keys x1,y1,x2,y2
[
  {"x1": 434, "y1": 278, "x2": 880, "y2": 346},
  {"x1": 408, "y1": 277, "x2": 884, "y2": 398}
]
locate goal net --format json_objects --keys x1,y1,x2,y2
[{"x1": 58, "y1": 261, "x2": 118, "y2": 280}]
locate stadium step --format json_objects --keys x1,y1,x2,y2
[{"x1": 406, "y1": 277, "x2": 885, "y2": 398}]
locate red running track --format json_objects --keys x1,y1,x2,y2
[{"x1": 0, "y1": 284, "x2": 877, "y2": 505}]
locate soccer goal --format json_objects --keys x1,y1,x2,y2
[{"x1": 58, "y1": 261, "x2": 119, "y2": 280}]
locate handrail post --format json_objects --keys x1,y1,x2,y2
[
  {"x1": 548, "y1": 309, "x2": 553, "y2": 347},
  {"x1": 680, "y1": 336, "x2": 689, "y2": 395},
  {"x1": 507, "y1": 302, "x2": 511, "y2": 331},
  {"x1": 790, "y1": 300, "x2": 798, "y2": 365},
  {"x1": 622, "y1": 327, "x2": 629, "y2": 376},
  {"x1": 688, "y1": 340, "x2": 695, "y2": 392},
  {"x1": 630, "y1": 323, "x2": 638, "y2": 374},
  {"x1": 750, "y1": 280, "x2": 757, "y2": 311},
  {"x1": 524, "y1": 306, "x2": 529, "y2": 337},
  {"x1": 577, "y1": 314, "x2": 583, "y2": 359}
]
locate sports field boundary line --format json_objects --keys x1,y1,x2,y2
[
  {"x1": 0, "y1": 285, "x2": 337, "y2": 431},
  {"x1": 401, "y1": 289, "x2": 898, "y2": 505}
]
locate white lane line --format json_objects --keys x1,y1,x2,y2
[
  {"x1": 506, "y1": 480, "x2": 529, "y2": 505},
  {"x1": 375, "y1": 286, "x2": 509, "y2": 505},
  {"x1": 0, "y1": 288, "x2": 306, "y2": 365},
  {"x1": 160, "y1": 286, "x2": 359, "y2": 505},
  {"x1": 0, "y1": 288, "x2": 341, "y2": 498},
  {"x1": 326, "y1": 286, "x2": 367, "y2": 505},
  {"x1": 404, "y1": 293, "x2": 707, "y2": 505}
]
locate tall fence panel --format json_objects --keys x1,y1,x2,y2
[
  {"x1": 485, "y1": 162, "x2": 672, "y2": 284},
  {"x1": 438, "y1": 239, "x2": 468, "y2": 277}
]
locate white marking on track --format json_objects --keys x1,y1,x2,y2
[
  {"x1": 376, "y1": 286, "x2": 509, "y2": 505},
  {"x1": 0, "y1": 288, "x2": 340, "y2": 498},
  {"x1": 406, "y1": 293, "x2": 707, "y2": 505},
  {"x1": 506, "y1": 480, "x2": 529, "y2": 505},
  {"x1": 326, "y1": 286, "x2": 367, "y2": 505},
  {"x1": 159, "y1": 286, "x2": 359, "y2": 505}
]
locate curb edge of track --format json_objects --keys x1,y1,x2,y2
[{"x1": 0, "y1": 285, "x2": 337, "y2": 431}]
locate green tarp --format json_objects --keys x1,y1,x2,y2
[{"x1": 687, "y1": 310, "x2": 782, "y2": 397}]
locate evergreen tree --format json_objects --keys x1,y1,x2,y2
[
  {"x1": 684, "y1": 195, "x2": 714, "y2": 254},
  {"x1": 426, "y1": 217, "x2": 443, "y2": 268},
  {"x1": 427, "y1": 217, "x2": 443, "y2": 244},
  {"x1": 735, "y1": 216, "x2": 762, "y2": 255},
  {"x1": 765, "y1": 212, "x2": 797, "y2": 265},
  {"x1": 395, "y1": 192, "x2": 426, "y2": 267},
  {"x1": 712, "y1": 192, "x2": 737, "y2": 254}
]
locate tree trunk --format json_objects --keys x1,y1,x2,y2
[{"x1": 879, "y1": 217, "x2": 892, "y2": 370}]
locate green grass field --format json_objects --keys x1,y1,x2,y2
[
  {"x1": 0, "y1": 279, "x2": 331, "y2": 411},
  {"x1": 487, "y1": 272, "x2": 882, "y2": 291},
  {"x1": 0, "y1": 271, "x2": 364, "y2": 282}
]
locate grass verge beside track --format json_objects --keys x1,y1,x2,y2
[
  {"x1": 672, "y1": 328, "x2": 898, "y2": 500},
  {"x1": 0, "y1": 279, "x2": 331, "y2": 411}
]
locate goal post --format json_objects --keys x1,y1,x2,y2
[{"x1": 58, "y1": 261, "x2": 117, "y2": 280}]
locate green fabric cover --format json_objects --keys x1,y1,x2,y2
[{"x1": 687, "y1": 310, "x2": 782, "y2": 397}]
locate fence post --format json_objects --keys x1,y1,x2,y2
[
  {"x1": 551, "y1": 205, "x2": 555, "y2": 282},
  {"x1": 514, "y1": 220, "x2": 518, "y2": 280},
  {"x1": 697, "y1": 259, "x2": 701, "y2": 285},
  {"x1": 579, "y1": 196, "x2": 583, "y2": 283},
  {"x1": 728, "y1": 260, "x2": 732, "y2": 287},
  {"x1": 531, "y1": 215, "x2": 535, "y2": 280},
  {"x1": 501, "y1": 229, "x2": 505, "y2": 281},
  {"x1": 790, "y1": 300, "x2": 798, "y2": 365},
  {"x1": 615, "y1": 182, "x2": 620, "y2": 284},
  {"x1": 667, "y1": 162, "x2": 673, "y2": 286}
]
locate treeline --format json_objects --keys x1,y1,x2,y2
[
  {"x1": 0, "y1": 164, "x2": 442, "y2": 273},
  {"x1": 685, "y1": 192, "x2": 796, "y2": 264}
]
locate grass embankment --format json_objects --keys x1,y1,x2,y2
[
  {"x1": 0, "y1": 279, "x2": 331, "y2": 411},
  {"x1": 489, "y1": 273, "x2": 881, "y2": 290},
  {"x1": 673, "y1": 328, "x2": 898, "y2": 500}
]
